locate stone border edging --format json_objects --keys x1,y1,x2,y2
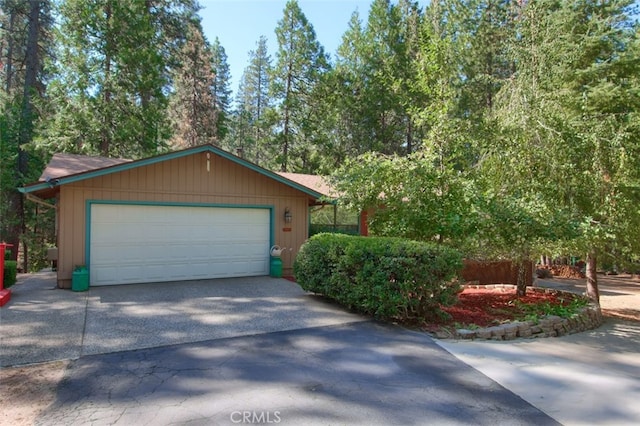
[{"x1": 438, "y1": 284, "x2": 603, "y2": 341}]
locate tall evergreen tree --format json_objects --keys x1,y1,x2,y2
[
  {"x1": 210, "y1": 37, "x2": 232, "y2": 141},
  {"x1": 323, "y1": 0, "x2": 424, "y2": 163},
  {"x1": 272, "y1": 0, "x2": 329, "y2": 172},
  {"x1": 327, "y1": 9, "x2": 386, "y2": 159},
  {"x1": 169, "y1": 21, "x2": 217, "y2": 148},
  {"x1": 361, "y1": 0, "x2": 403, "y2": 153},
  {"x1": 43, "y1": 0, "x2": 199, "y2": 158},
  {"x1": 227, "y1": 35, "x2": 274, "y2": 166},
  {"x1": 395, "y1": 0, "x2": 424, "y2": 154},
  {"x1": 0, "y1": 0, "x2": 52, "y2": 267},
  {"x1": 455, "y1": 0, "x2": 514, "y2": 114}
]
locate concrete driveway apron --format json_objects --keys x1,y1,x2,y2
[{"x1": 1, "y1": 272, "x2": 366, "y2": 365}]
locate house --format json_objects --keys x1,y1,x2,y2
[{"x1": 20, "y1": 144, "x2": 349, "y2": 288}]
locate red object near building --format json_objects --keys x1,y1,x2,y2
[{"x1": 0, "y1": 242, "x2": 13, "y2": 307}]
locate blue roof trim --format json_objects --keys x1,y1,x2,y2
[{"x1": 19, "y1": 144, "x2": 327, "y2": 200}]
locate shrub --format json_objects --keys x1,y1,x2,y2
[
  {"x1": 294, "y1": 233, "x2": 463, "y2": 321},
  {"x1": 3, "y1": 260, "x2": 17, "y2": 288}
]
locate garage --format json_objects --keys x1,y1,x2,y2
[
  {"x1": 89, "y1": 203, "x2": 271, "y2": 286},
  {"x1": 20, "y1": 144, "x2": 330, "y2": 289}
]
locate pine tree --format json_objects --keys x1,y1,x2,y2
[
  {"x1": 227, "y1": 36, "x2": 274, "y2": 166},
  {"x1": 395, "y1": 0, "x2": 424, "y2": 154},
  {"x1": 0, "y1": 0, "x2": 52, "y2": 268},
  {"x1": 328, "y1": 10, "x2": 381, "y2": 159},
  {"x1": 45, "y1": 0, "x2": 199, "y2": 158},
  {"x1": 360, "y1": 0, "x2": 406, "y2": 154},
  {"x1": 210, "y1": 37, "x2": 232, "y2": 141},
  {"x1": 326, "y1": 0, "x2": 423, "y2": 159},
  {"x1": 272, "y1": 0, "x2": 329, "y2": 172},
  {"x1": 454, "y1": 0, "x2": 515, "y2": 114},
  {"x1": 169, "y1": 21, "x2": 217, "y2": 148}
]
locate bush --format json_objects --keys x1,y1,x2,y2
[
  {"x1": 294, "y1": 233, "x2": 463, "y2": 321},
  {"x1": 3, "y1": 260, "x2": 17, "y2": 288}
]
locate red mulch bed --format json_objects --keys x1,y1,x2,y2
[
  {"x1": 437, "y1": 287, "x2": 576, "y2": 328},
  {"x1": 288, "y1": 275, "x2": 585, "y2": 329}
]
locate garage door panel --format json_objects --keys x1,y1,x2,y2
[{"x1": 90, "y1": 204, "x2": 271, "y2": 286}]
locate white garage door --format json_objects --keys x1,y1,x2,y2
[{"x1": 89, "y1": 204, "x2": 271, "y2": 286}]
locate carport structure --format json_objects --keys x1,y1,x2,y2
[{"x1": 20, "y1": 144, "x2": 339, "y2": 288}]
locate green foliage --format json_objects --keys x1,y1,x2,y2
[
  {"x1": 22, "y1": 203, "x2": 56, "y2": 272},
  {"x1": 168, "y1": 21, "x2": 217, "y2": 148},
  {"x1": 210, "y1": 37, "x2": 233, "y2": 141},
  {"x1": 3, "y1": 260, "x2": 17, "y2": 288},
  {"x1": 224, "y1": 36, "x2": 276, "y2": 167},
  {"x1": 316, "y1": 0, "x2": 425, "y2": 167},
  {"x1": 517, "y1": 296, "x2": 589, "y2": 321},
  {"x1": 272, "y1": 0, "x2": 329, "y2": 172},
  {"x1": 0, "y1": 0, "x2": 54, "y2": 267},
  {"x1": 293, "y1": 233, "x2": 463, "y2": 321},
  {"x1": 1, "y1": 0, "x2": 639, "y2": 297},
  {"x1": 481, "y1": 0, "x2": 640, "y2": 300},
  {"x1": 309, "y1": 205, "x2": 360, "y2": 236},
  {"x1": 41, "y1": 0, "x2": 200, "y2": 157},
  {"x1": 308, "y1": 224, "x2": 359, "y2": 237},
  {"x1": 330, "y1": 152, "x2": 477, "y2": 246}
]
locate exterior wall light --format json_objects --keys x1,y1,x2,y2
[{"x1": 284, "y1": 207, "x2": 292, "y2": 223}]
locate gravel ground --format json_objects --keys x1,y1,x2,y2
[{"x1": 1, "y1": 274, "x2": 638, "y2": 426}]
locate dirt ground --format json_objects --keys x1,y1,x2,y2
[
  {"x1": 0, "y1": 360, "x2": 69, "y2": 426},
  {"x1": 1, "y1": 274, "x2": 638, "y2": 426}
]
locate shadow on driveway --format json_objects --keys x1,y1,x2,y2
[
  {"x1": 5, "y1": 273, "x2": 561, "y2": 425},
  {"x1": 38, "y1": 322, "x2": 559, "y2": 426},
  {"x1": 1, "y1": 273, "x2": 366, "y2": 367}
]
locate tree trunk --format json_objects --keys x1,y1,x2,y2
[
  {"x1": 516, "y1": 258, "x2": 529, "y2": 297},
  {"x1": 585, "y1": 251, "x2": 600, "y2": 305},
  {"x1": 281, "y1": 49, "x2": 296, "y2": 173},
  {"x1": 12, "y1": 0, "x2": 43, "y2": 270},
  {"x1": 282, "y1": 103, "x2": 290, "y2": 172},
  {"x1": 1, "y1": 6, "x2": 17, "y2": 260},
  {"x1": 4, "y1": 8, "x2": 16, "y2": 93},
  {"x1": 406, "y1": 119, "x2": 413, "y2": 154},
  {"x1": 101, "y1": 2, "x2": 113, "y2": 156}
]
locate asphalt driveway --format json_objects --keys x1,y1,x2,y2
[{"x1": 36, "y1": 321, "x2": 557, "y2": 426}]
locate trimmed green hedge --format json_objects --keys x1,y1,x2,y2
[
  {"x1": 3, "y1": 260, "x2": 17, "y2": 288},
  {"x1": 294, "y1": 234, "x2": 463, "y2": 321}
]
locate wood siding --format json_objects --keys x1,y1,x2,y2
[{"x1": 56, "y1": 152, "x2": 313, "y2": 287}]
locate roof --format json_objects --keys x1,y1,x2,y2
[
  {"x1": 39, "y1": 153, "x2": 131, "y2": 181},
  {"x1": 276, "y1": 172, "x2": 335, "y2": 198},
  {"x1": 20, "y1": 144, "x2": 335, "y2": 201}
]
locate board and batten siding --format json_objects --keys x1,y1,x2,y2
[{"x1": 56, "y1": 152, "x2": 312, "y2": 288}]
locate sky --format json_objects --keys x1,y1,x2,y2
[{"x1": 197, "y1": 0, "x2": 415, "y2": 98}]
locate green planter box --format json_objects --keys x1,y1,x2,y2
[{"x1": 72, "y1": 266, "x2": 89, "y2": 292}]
